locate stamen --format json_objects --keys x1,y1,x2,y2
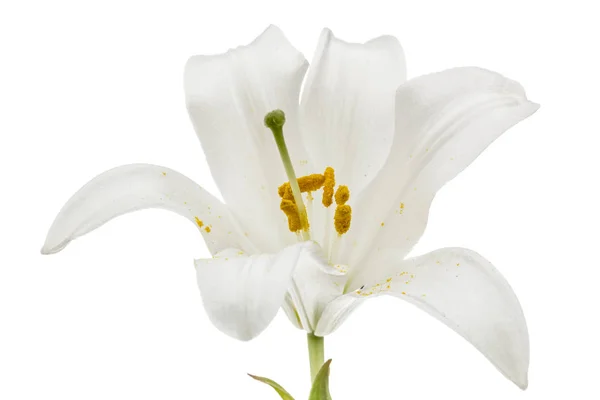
[
  {"x1": 328, "y1": 234, "x2": 341, "y2": 264},
  {"x1": 322, "y1": 207, "x2": 333, "y2": 260},
  {"x1": 334, "y1": 185, "x2": 350, "y2": 205},
  {"x1": 278, "y1": 174, "x2": 325, "y2": 200},
  {"x1": 265, "y1": 110, "x2": 310, "y2": 239},
  {"x1": 300, "y1": 174, "x2": 326, "y2": 192},
  {"x1": 278, "y1": 183, "x2": 294, "y2": 200},
  {"x1": 334, "y1": 185, "x2": 352, "y2": 236},
  {"x1": 334, "y1": 204, "x2": 352, "y2": 235},
  {"x1": 280, "y1": 199, "x2": 302, "y2": 232},
  {"x1": 322, "y1": 167, "x2": 335, "y2": 207},
  {"x1": 306, "y1": 191, "x2": 314, "y2": 227}
]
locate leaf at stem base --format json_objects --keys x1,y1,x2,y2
[
  {"x1": 248, "y1": 373, "x2": 295, "y2": 400},
  {"x1": 308, "y1": 359, "x2": 333, "y2": 400}
]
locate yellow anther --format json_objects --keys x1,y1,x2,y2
[
  {"x1": 278, "y1": 182, "x2": 294, "y2": 200},
  {"x1": 279, "y1": 174, "x2": 326, "y2": 199},
  {"x1": 334, "y1": 204, "x2": 352, "y2": 235},
  {"x1": 334, "y1": 185, "x2": 350, "y2": 205},
  {"x1": 322, "y1": 167, "x2": 335, "y2": 207},
  {"x1": 194, "y1": 217, "x2": 204, "y2": 228},
  {"x1": 204, "y1": 226, "x2": 211, "y2": 233},
  {"x1": 299, "y1": 174, "x2": 326, "y2": 192},
  {"x1": 278, "y1": 173, "x2": 325, "y2": 232},
  {"x1": 280, "y1": 199, "x2": 302, "y2": 232}
]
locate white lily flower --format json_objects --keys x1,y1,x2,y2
[{"x1": 42, "y1": 25, "x2": 538, "y2": 389}]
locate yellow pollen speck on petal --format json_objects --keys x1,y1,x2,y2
[
  {"x1": 204, "y1": 226, "x2": 211, "y2": 233},
  {"x1": 381, "y1": 222, "x2": 385, "y2": 227},
  {"x1": 161, "y1": 172, "x2": 166, "y2": 176},
  {"x1": 322, "y1": 167, "x2": 335, "y2": 207},
  {"x1": 335, "y1": 185, "x2": 350, "y2": 205},
  {"x1": 456, "y1": 263, "x2": 460, "y2": 266},
  {"x1": 401, "y1": 291, "x2": 407, "y2": 295},
  {"x1": 281, "y1": 199, "x2": 302, "y2": 232},
  {"x1": 334, "y1": 204, "x2": 352, "y2": 235},
  {"x1": 194, "y1": 217, "x2": 204, "y2": 228}
]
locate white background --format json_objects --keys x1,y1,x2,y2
[{"x1": 1, "y1": 0, "x2": 598, "y2": 399}]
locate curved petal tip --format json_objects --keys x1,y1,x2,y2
[
  {"x1": 40, "y1": 238, "x2": 69, "y2": 255},
  {"x1": 509, "y1": 366, "x2": 528, "y2": 390}
]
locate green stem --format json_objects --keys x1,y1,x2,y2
[{"x1": 307, "y1": 333, "x2": 325, "y2": 383}]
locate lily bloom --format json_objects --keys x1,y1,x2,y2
[{"x1": 42, "y1": 25, "x2": 537, "y2": 389}]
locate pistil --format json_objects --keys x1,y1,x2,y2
[{"x1": 265, "y1": 110, "x2": 310, "y2": 240}]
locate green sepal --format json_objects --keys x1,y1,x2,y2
[
  {"x1": 248, "y1": 373, "x2": 295, "y2": 400},
  {"x1": 308, "y1": 359, "x2": 333, "y2": 400}
]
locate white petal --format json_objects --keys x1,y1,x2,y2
[
  {"x1": 342, "y1": 68, "x2": 539, "y2": 281},
  {"x1": 185, "y1": 25, "x2": 311, "y2": 253},
  {"x1": 194, "y1": 241, "x2": 321, "y2": 341},
  {"x1": 41, "y1": 164, "x2": 252, "y2": 255},
  {"x1": 286, "y1": 247, "x2": 346, "y2": 332},
  {"x1": 349, "y1": 247, "x2": 529, "y2": 389},
  {"x1": 281, "y1": 292, "x2": 303, "y2": 330},
  {"x1": 300, "y1": 28, "x2": 406, "y2": 195},
  {"x1": 314, "y1": 294, "x2": 364, "y2": 337}
]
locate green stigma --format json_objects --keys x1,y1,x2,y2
[{"x1": 264, "y1": 109, "x2": 286, "y2": 130}]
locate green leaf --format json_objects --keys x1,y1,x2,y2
[
  {"x1": 308, "y1": 359, "x2": 333, "y2": 400},
  {"x1": 248, "y1": 373, "x2": 295, "y2": 400}
]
